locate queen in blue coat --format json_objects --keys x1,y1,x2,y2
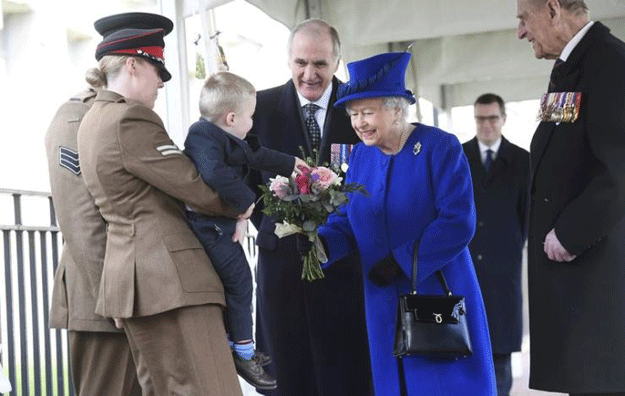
[{"x1": 318, "y1": 52, "x2": 495, "y2": 395}]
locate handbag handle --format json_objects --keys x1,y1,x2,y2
[{"x1": 411, "y1": 240, "x2": 453, "y2": 297}]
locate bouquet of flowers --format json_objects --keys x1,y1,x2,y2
[{"x1": 259, "y1": 163, "x2": 367, "y2": 282}]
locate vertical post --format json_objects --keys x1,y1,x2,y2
[
  {"x1": 39, "y1": 231, "x2": 53, "y2": 394},
  {"x1": 28, "y1": 231, "x2": 42, "y2": 396},
  {"x1": 50, "y1": 230, "x2": 65, "y2": 396},
  {"x1": 304, "y1": 0, "x2": 323, "y2": 19},
  {"x1": 159, "y1": 0, "x2": 191, "y2": 147},
  {"x1": 12, "y1": 194, "x2": 22, "y2": 226},
  {"x1": 2, "y1": 231, "x2": 16, "y2": 395},
  {"x1": 49, "y1": 196, "x2": 57, "y2": 227},
  {"x1": 15, "y1": 229, "x2": 29, "y2": 396}
]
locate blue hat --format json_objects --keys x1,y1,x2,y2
[{"x1": 335, "y1": 52, "x2": 415, "y2": 107}]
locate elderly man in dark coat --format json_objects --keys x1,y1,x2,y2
[
  {"x1": 247, "y1": 19, "x2": 372, "y2": 396},
  {"x1": 517, "y1": 0, "x2": 625, "y2": 394},
  {"x1": 463, "y1": 93, "x2": 529, "y2": 396}
]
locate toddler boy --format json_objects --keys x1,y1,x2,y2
[{"x1": 184, "y1": 71, "x2": 306, "y2": 390}]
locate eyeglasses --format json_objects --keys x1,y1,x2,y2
[{"x1": 475, "y1": 115, "x2": 502, "y2": 124}]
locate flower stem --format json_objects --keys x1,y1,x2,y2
[{"x1": 301, "y1": 248, "x2": 325, "y2": 282}]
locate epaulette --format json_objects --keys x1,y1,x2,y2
[{"x1": 69, "y1": 88, "x2": 98, "y2": 103}]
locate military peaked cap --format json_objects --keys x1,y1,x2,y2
[
  {"x1": 95, "y1": 28, "x2": 172, "y2": 82},
  {"x1": 94, "y1": 12, "x2": 174, "y2": 37}
]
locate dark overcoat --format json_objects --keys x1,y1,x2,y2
[
  {"x1": 247, "y1": 78, "x2": 373, "y2": 396},
  {"x1": 463, "y1": 136, "x2": 529, "y2": 354},
  {"x1": 527, "y1": 22, "x2": 625, "y2": 393}
]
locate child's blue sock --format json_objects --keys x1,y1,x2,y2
[{"x1": 233, "y1": 342, "x2": 255, "y2": 361}]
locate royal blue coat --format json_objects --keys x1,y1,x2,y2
[{"x1": 320, "y1": 123, "x2": 496, "y2": 396}]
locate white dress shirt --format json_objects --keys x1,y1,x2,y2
[
  {"x1": 478, "y1": 137, "x2": 502, "y2": 165},
  {"x1": 297, "y1": 81, "x2": 333, "y2": 137}
]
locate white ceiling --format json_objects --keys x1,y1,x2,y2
[{"x1": 245, "y1": 0, "x2": 625, "y2": 108}]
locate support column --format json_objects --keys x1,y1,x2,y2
[{"x1": 159, "y1": 0, "x2": 190, "y2": 147}]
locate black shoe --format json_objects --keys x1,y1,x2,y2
[
  {"x1": 232, "y1": 352, "x2": 277, "y2": 390},
  {"x1": 253, "y1": 350, "x2": 272, "y2": 366}
]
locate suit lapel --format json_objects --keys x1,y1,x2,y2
[
  {"x1": 276, "y1": 80, "x2": 310, "y2": 158},
  {"x1": 465, "y1": 138, "x2": 487, "y2": 187},
  {"x1": 484, "y1": 137, "x2": 512, "y2": 186}
]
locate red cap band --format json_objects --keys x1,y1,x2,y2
[{"x1": 110, "y1": 46, "x2": 164, "y2": 61}]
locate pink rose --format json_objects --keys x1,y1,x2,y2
[
  {"x1": 311, "y1": 167, "x2": 339, "y2": 190},
  {"x1": 269, "y1": 176, "x2": 290, "y2": 199}
]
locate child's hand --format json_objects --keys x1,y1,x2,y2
[
  {"x1": 239, "y1": 202, "x2": 255, "y2": 220},
  {"x1": 293, "y1": 158, "x2": 311, "y2": 175},
  {"x1": 232, "y1": 218, "x2": 248, "y2": 242}
]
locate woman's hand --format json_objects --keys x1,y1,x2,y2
[{"x1": 232, "y1": 219, "x2": 248, "y2": 243}]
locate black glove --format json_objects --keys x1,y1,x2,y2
[
  {"x1": 296, "y1": 234, "x2": 314, "y2": 258},
  {"x1": 368, "y1": 254, "x2": 402, "y2": 287}
]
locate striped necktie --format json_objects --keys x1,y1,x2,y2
[{"x1": 304, "y1": 103, "x2": 321, "y2": 152}]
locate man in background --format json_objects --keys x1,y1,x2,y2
[{"x1": 462, "y1": 93, "x2": 529, "y2": 396}]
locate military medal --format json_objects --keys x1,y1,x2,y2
[
  {"x1": 538, "y1": 92, "x2": 582, "y2": 123},
  {"x1": 330, "y1": 143, "x2": 354, "y2": 173}
]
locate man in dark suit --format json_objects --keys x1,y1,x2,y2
[
  {"x1": 462, "y1": 93, "x2": 529, "y2": 396},
  {"x1": 517, "y1": 0, "x2": 625, "y2": 395},
  {"x1": 247, "y1": 19, "x2": 372, "y2": 396}
]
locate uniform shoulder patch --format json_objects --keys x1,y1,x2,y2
[
  {"x1": 156, "y1": 144, "x2": 183, "y2": 156},
  {"x1": 59, "y1": 146, "x2": 81, "y2": 175}
]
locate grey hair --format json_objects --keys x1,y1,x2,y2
[
  {"x1": 199, "y1": 71, "x2": 256, "y2": 122},
  {"x1": 287, "y1": 19, "x2": 341, "y2": 62},
  {"x1": 345, "y1": 96, "x2": 411, "y2": 120},
  {"x1": 381, "y1": 97, "x2": 411, "y2": 121},
  {"x1": 531, "y1": 0, "x2": 588, "y2": 14}
]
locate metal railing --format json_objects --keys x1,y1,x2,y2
[
  {"x1": 0, "y1": 188, "x2": 72, "y2": 396},
  {"x1": 0, "y1": 187, "x2": 259, "y2": 396}
]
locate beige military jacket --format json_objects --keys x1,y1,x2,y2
[
  {"x1": 77, "y1": 90, "x2": 238, "y2": 318},
  {"x1": 45, "y1": 89, "x2": 119, "y2": 332}
]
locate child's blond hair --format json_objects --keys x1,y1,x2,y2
[{"x1": 199, "y1": 71, "x2": 256, "y2": 122}]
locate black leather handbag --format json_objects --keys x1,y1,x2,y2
[{"x1": 393, "y1": 241, "x2": 473, "y2": 358}]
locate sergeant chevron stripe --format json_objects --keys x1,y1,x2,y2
[
  {"x1": 156, "y1": 144, "x2": 182, "y2": 156},
  {"x1": 59, "y1": 146, "x2": 81, "y2": 175}
]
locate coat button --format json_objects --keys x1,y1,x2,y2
[
  {"x1": 544, "y1": 198, "x2": 550, "y2": 203},
  {"x1": 478, "y1": 221, "x2": 484, "y2": 228},
  {"x1": 476, "y1": 254, "x2": 483, "y2": 261}
]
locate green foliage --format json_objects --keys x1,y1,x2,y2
[{"x1": 259, "y1": 148, "x2": 367, "y2": 281}]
